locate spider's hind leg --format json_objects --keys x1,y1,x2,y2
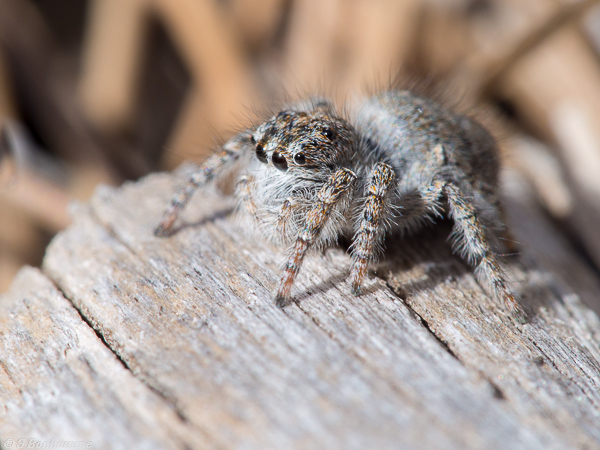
[
  {"x1": 155, "y1": 132, "x2": 253, "y2": 236},
  {"x1": 444, "y1": 182, "x2": 527, "y2": 322}
]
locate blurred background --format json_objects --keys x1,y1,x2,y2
[{"x1": 1, "y1": 0, "x2": 600, "y2": 292}]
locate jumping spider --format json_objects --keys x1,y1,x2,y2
[{"x1": 156, "y1": 91, "x2": 526, "y2": 322}]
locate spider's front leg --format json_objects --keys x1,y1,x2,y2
[
  {"x1": 275, "y1": 168, "x2": 357, "y2": 306},
  {"x1": 349, "y1": 162, "x2": 397, "y2": 294},
  {"x1": 155, "y1": 132, "x2": 253, "y2": 236}
]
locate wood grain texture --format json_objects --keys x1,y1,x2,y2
[
  {"x1": 0, "y1": 267, "x2": 204, "y2": 448},
  {"x1": 2, "y1": 165, "x2": 600, "y2": 449}
]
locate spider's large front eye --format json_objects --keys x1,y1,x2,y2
[
  {"x1": 272, "y1": 151, "x2": 288, "y2": 171},
  {"x1": 255, "y1": 144, "x2": 267, "y2": 163}
]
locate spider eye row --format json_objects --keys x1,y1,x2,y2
[{"x1": 252, "y1": 136, "x2": 307, "y2": 171}]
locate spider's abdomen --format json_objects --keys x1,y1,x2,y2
[{"x1": 354, "y1": 91, "x2": 500, "y2": 190}]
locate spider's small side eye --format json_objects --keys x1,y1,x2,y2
[
  {"x1": 323, "y1": 127, "x2": 334, "y2": 139},
  {"x1": 272, "y1": 151, "x2": 288, "y2": 171},
  {"x1": 277, "y1": 111, "x2": 292, "y2": 121},
  {"x1": 293, "y1": 153, "x2": 306, "y2": 165},
  {"x1": 255, "y1": 143, "x2": 267, "y2": 163},
  {"x1": 250, "y1": 134, "x2": 256, "y2": 144}
]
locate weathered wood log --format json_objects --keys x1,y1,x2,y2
[{"x1": 2, "y1": 165, "x2": 600, "y2": 449}]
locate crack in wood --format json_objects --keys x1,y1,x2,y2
[
  {"x1": 42, "y1": 249, "x2": 193, "y2": 427},
  {"x1": 382, "y1": 279, "x2": 460, "y2": 361},
  {"x1": 381, "y1": 276, "x2": 516, "y2": 403}
]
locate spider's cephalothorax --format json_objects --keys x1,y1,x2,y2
[
  {"x1": 156, "y1": 91, "x2": 526, "y2": 322},
  {"x1": 246, "y1": 102, "x2": 361, "y2": 247}
]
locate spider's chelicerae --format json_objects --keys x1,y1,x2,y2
[{"x1": 156, "y1": 90, "x2": 526, "y2": 321}]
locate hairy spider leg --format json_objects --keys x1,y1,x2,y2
[
  {"x1": 387, "y1": 178, "x2": 448, "y2": 239},
  {"x1": 276, "y1": 168, "x2": 357, "y2": 306},
  {"x1": 350, "y1": 162, "x2": 396, "y2": 294},
  {"x1": 444, "y1": 182, "x2": 527, "y2": 323},
  {"x1": 155, "y1": 133, "x2": 252, "y2": 236}
]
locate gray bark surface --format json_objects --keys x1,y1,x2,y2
[{"x1": 2, "y1": 166, "x2": 600, "y2": 449}]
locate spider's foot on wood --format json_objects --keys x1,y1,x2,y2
[
  {"x1": 154, "y1": 226, "x2": 169, "y2": 237},
  {"x1": 275, "y1": 292, "x2": 292, "y2": 308},
  {"x1": 350, "y1": 283, "x2": 362, "y2": 296},
  {"x1": 505, "y1": 294, "x2": 529, "y2": 324},
  {"x1": 154, "y1": 218, "x2": 175, "y2": 237}
]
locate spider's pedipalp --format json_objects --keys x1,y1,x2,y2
[
  {"x1": 236, "y1": 175, "x2": 258, "y2": 221},
  {"x1": 276, "y1": 168, "x2": 357, "y2": 306},
  {"x1": 277, "y1": 198, "x2": 296, "y2": 238}
]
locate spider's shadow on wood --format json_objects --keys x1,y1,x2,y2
[
  {"x1": 291, "y1": 218, "x2": 551, "y2": 321},
  {"x1": 291, "y1": 220, "x2": 469, "y2": 305},
  {"x1": 164, "y1": 200, "x2": 551, "y2": 321},
  {"x1": 379, "y1": 220, "x2": 552, "y2": 320},
  {"x1": 164, "y1": 204, "x2": 236, "y2": 236}
]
